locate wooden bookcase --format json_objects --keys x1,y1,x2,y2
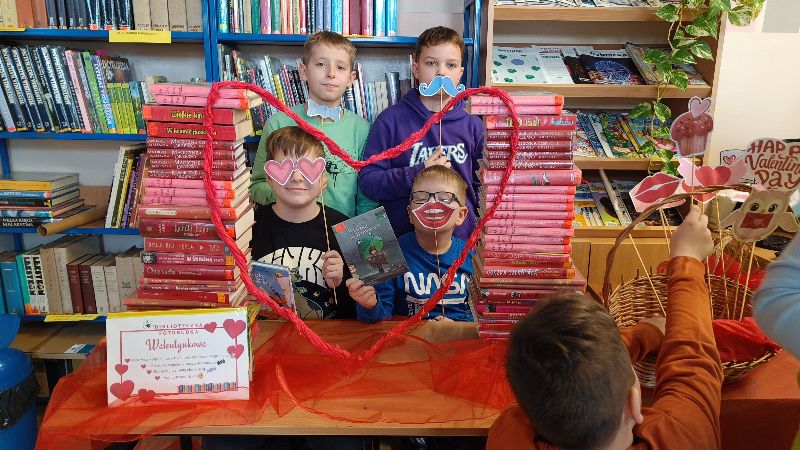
[{"x1": 478, "y1": 2, "x2": 727, "y2": 295}]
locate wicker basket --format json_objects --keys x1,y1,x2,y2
[{"x1": 602, "y1": 184, "x2": 777, "y2": 386}]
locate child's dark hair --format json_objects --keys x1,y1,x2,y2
[
  {"x1": 415, "y1": 26, "x2": 465, "y2": 61},
  {"x1": 506, "y1": 292, "x2": 636, "y2": 450},
  {"x1": 412, "y1": 165, "x2": 468, "y2": 206},
  {"x1": 303, "y1": 31, "x2": 357, "y2": 70},
  {"x1": 265, "y1": 126, "x2": 325, "y2": 161}
]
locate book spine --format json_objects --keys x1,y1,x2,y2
[
  {"x1": 40, "y1": 248, "x2": 63, "y2": 313},
  {"x1": 104, "y1": 265, "x2": 121, "y2": 312},
  {"x1": 1, "y1": 47, "x2": 35, "y2": 131},
  {"x1": 138, "y1": 218, "x2": 237, "y2": 239},
  {"x1": 123, "y1": 298, "x2": 226, "y2": 308},
  {"x1": 142, "y1": 104, "x2": 237, "y2": 125},
  {"x1": 64, "y1": 50, "x2": 93, "y2": 132},
  {"x1": 136, "y1": 288, "x2": 233, "y2": 303},
  {"x1": 92, "y1": 55, "x2": 116, "y2": 132},
  {"x1": 20, "y1": 254, "x2": 36, "y2": 314},
  {"x1": 482, "y1": 234, "x2": 570, "y2": 245},
  {"x1": 471, "y1": 105, "x2": 563, "y2": 115},
  {"x1": 145, "y1": 168, "x2": 241, "y2": 180},
  {"x1": 485, "y1": 114, "x2": 577, "y2": 130},
  {"x1": 359, "y1": 0, "x2": 370, "y2": 35},
  {"x1": 348, "y1": 0, "x2": 358, "y2": 34},
  {"x1": 259, "y1": 0, "x2": 269, "y2": 32},
  {"x1": 143, "y1": 237, "x2": 234, "y2": 255},
  {"x1": 73, "y1": 51, "x2": 100, "y2": 131},
  {"x1": 145, "y1": 136, "x2": 241, "y2": 149},
  {"x1": 481, "y1": 168, "x2": 582, "y2": 186},
  {"x1": 484, "y1": 193, "x2": 572, "y2": 204},
  {"x1": 146, "y1": 148, "x2": 239, "y2": 160},
  {"x1": 373, "y1": 0, "x2": 383, "y2": 36},
  {"x1": 0, "y1": 260, "x2": 24, "y2": 315},
  {"x1": 78, "y1": 262, "x2": 96, "y2": 314},
  {"x1": 143, "y1": 264, "x2": 238, "y2": 281},
  {"x1": 485, "y1": 211, "x2": 574, "y2": 221},
  {"x1": 15, "y1": 0, "x2": 34, "y2": 26},
  {"x1": 129, "y1": 82, "x2": 145, "y2": 133},
  {"x1": 0, "y1": 48, "x2": 26, "y2": 130},
  {"x1": 34, "y1": 46, "x2": 69, "y2": 131},
  {"x1": 486, "y1": 150, "x2": 573, "y2": 160},
  {"x1": 146, "y1": 121, "x2": 242, "y2": 140},
  {"x1": 140, "y1": 251, "x2": 234, "y2": 266},
  {"x1": 482, "y1": 184, "x2": 575, "y2": 195},
  {"x1": 82, "y1": 53, "x2": 108, "y2": 133},
  {"x1": 65, "y1": 260, "x2": 84, "y2": 313},
  {"x1": 137, "y1": 205, "x2": 241, "y2": 220},
  {"x1": 52, "y1": 47, "x2": 83, "y2": 131},
  {"x1": 144, "y1": 185, "x2": 239, "y2": 197},
  {"x1": 90, "y1": 264, "x2": 110, "y2": 314},
  {"x1": 0, "y1": 80, "x2": 16, "y2": 132},
  {"x1": 32, "y1": 0, "x2": 48, "y2": 26},
  {"x1": 19, "y1": 46, "x2": 54, "y2": 131},
  {"x1": 141, "y1": 195, "x2": 241, "y2": 207},
  {"x1": 168, "y1": 0, "x2": 186, "y2": 31},
  {"x1": 485, "y1": 160, "x2": 572, "y2": 170},
  {"x1": 147, "y1": 157, "x2": 241, "y2": 170},
  {"x1": 131, "y1": 0, "x2": 149, "y2": 29},
  {"x1": 142, "y1": 176, "x2": 236, "y2": 188}
]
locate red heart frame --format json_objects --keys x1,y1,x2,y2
[{"x1": 202, "y1": 82, "x2": 520, "y2": 361}]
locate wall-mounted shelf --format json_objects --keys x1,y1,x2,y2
[
  {"x1": 217, "y1": 34, "x2": 469, "y2": 46},
  {"x1": 491, "y1": 83, "x2": 712, "y2": 99},
  {"x1": 492, "y1": 6, "x2": 701, "y2": 22},
  {"x1": 0, "y1": 29, "x2": 204, "y2": 42},
  {"x1": 0, "y1": 132, "x2": 147, "y2": 141},
  {"x1": 575, "y1": 157, "x2": 673, "y2": 171}
]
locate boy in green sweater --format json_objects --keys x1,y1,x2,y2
[{"x1": 250, "y1": 31, "x2": 377, "y2": 218}]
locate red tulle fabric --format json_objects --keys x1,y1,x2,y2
[
  {"x1": 713, "y1": 317, "x2": 781, "y2": 362},
  {"x1": 36, "y1": 321, "x2": 514, "y2": 449}
]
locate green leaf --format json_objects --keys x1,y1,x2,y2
[
  {"x1": 660, "y1": 148, "x2": 674, "y2": 160},
  {"x1": 655, "y1": 62, "x2": 673, "y2": 78},
  {"x1": 672, "y1": 36, "x2": 698, "y2": 49},
  {"x1": 671, "y1": 48, "x2": 696, "y2": 65},
  {"x1": 653, "y1": 101, "x2": 672, "y2": 123},
  {"x1": 728, "y1": 5, "x2": 755, "y2": 27},
  {"x1": 690, "y1": 41, "x2": 714, "y2": 60},
  {"x1": 685, "y1": 24, "x2": 711, "y2": 37},
  {"x1": 668, "y1": 69, "x2": 689, "y2": 90},
  {"x1": 655, "y1": 4, "x2": 679, "y2": 22},
  {"x1": 629, "y1": 102, "x2": 653, "y2": 119},
  {"x1": 709, "y1": 0, "x2": 732, "y2": 11},
  {"x1": 661, "y1": 161, "x2": 679, "y2": 177},
  {"x1": 644, "y1": 48, "x2": 670, "y2": 65},
  {"x1": 640, "y1": 141, "x2": 658, "y2": 158},
  {"x1": 652, "y1": 127, "x2": 671, "y2": 139}
]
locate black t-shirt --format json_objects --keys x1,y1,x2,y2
[{"x1": 251, "y1": 203, "x2": 355, "y2": 319}]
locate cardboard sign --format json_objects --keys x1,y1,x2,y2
[
  {"x1": 670, "y1": 97, "x2": 714, "y2": 157},
  {"x1": 109, "y1": 30, "x2": 172, "y2": 43},
  {"x1": 629, "y1": 172, "x2": 685, "y2": 213},
  {"x1": 744, "y1": 138, "x2": 800, "y2": 192},
  {"x1": 106, "y1": 308, "x2": 250, "y2": 405},
  {"x1": 721, "y1": 189, "x2": 800, "y2": 242}
]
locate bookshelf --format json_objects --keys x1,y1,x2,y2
[
  {"x1": 497, "y1": 84, "x2": 712, "y2": 98},
  {"x1": 492, "y1": 6, "x2": 703, "y2": 22},
  {"x1": 0, "y1": 0, "x2": 482, "y2": 250}
]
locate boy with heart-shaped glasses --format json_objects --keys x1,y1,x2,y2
[{"x1": 250, "y1": 31, "x2": 377, "y2": 219}]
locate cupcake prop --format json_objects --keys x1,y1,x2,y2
[{"x1": 671, "y1": 97, "x2": 714, "y2": 157}]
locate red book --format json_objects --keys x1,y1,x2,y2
[
  {"x1": 66, "y1": 254, "x2": 94, "y2": 314},
  {"x1": 484, "y1": 222, "x2": 572, "y2": 232},
  {"x1": 149, "y1": 82, "x2": 256, "y2": 99},
  {"x1": 475, "y1": 304, "x2": 535, "y2": 314},
  {"x1": 79, "y1": 255, "x2": 103, "y2": 315},
  {"x1": 483, "y1": 225, "x2": 573, "y2": 237},
  {"x1": 142, "y1": 173, "x2": 247, "y2": 189},
  {"x1": 482, "y1": 184, "x2": 576, "y2": 195},
  {"x1": 143, "y1": 186, "x2": 244, "y2": 199},
  {"x1": 478, "y1": 250, "x2": 571, "y2": 264},
  {"x1": 484, "y1": 160, "x2": 573, "y2": 170},
  {"x1": 154, "y1": 94, "x2": 262, "y2": 109},
  {"x1": 349, "y1": 0, "x2": 361, "y2": 35},
  {"x1": 485, "y1": 115, "x2": 577, "y2": 130},
  {"x1": 146, "y1": 147, "x2": 243, "y2": 160},
  {"x1": 486, "y1": 129, "x2": 573, "y2": 141},
  {"x1": 482, "y1": 209, "x2": 575, "y2": 220},
  {"x1": 140, "y1": 251, "x2": 237, "y2": 266},
  {"x1": 31, "y1": 0, "x2": 47, "y2": 27},
  {"x1": 486, "y1": 151, "x2": 573, "y2": 161},
  {"x1": 478, "y1": 277, "x2": 584, "y2": 287},
  {"x1": 137, "y1": 202, "x2": 252, "y2": 221},
  {"x1": 147, "y1": 156, "x2": 246, "y2": 171},
  {"x1": 136, "y1": 285, "x2": 245, "y2": 303},
  {"x1": 143, "y1": 230, "x2": 251, "y2": 255},
  {"x1": 146, "y1": 120, "x2": 253, "y2": 141},
  {"x1": 138, "y1": 211, "x2": 253, "y2": 240},
  {"x1": 360, "y1": 0, "x2": 373, "y2": 34},
  {"x1": 483, "y1": 201, "x2": 574, "y2": 212},
  {"x1": 139, "y1": 278, "x2": 242, "y2": 288},
  {"x1": 471, "y1": 93, "x2": 564, "y2": 106},
  {"x1": 143, "y1": 264, "x2": 239, "y2": 281},
  {"x1": 477, "y1": 288, "x2": 562, "y2": 302},
  {"x1": 485, "y1": 140, "x2": 572, "y2": 151},
  {"x1": 146, "y1": 137, "x2": 243, "y2": 150},
  {"x1": 142, "y1": 104, "x2": 249, "y2": 124},
  {"x1": 145, "y1": 165, "x2": 248, "y2": 181},
  {"x1": 481, "y1": 234, "x2": 570, "y2": 245},
  {"x1": 141, "y1": 194, "x2": 247, "y2": 208},
  {"x1": 482, "y1": 243, "x2": 571, "y2": 254},
  {"x1": 470, "y1": 104, "x2": 563, "y2": 115},
  {"x1": 484, "y1": 193, "x2": 573, "y2": 203},
  {"x1": 123, "y1": 298, "x2": 227, "y2": 309},
  {"x1": 482, "y1": 266, "x2": 574, "y2": 279},
  {"x1": 481, "y1": 167, "x2": 582, "y2": 186},
  {"x1": 483, "y1": 257, "x2": 571, "y2": 268},
  {"x1": 477, "y1": 312, "x2": 527, "y2": 322}
]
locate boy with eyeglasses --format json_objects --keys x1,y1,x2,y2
[{"x1": 348, "y1": 166, "x2": 475, "y2": 322}]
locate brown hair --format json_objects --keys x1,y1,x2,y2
[
  {"x1": 412, "y1": 165, "x2": 468, "y2": 205},
  {"x1": 265, "y1": 126, "x2": 325, "y2": 161},
  {"x1": 415, "y1": 26, "x2": 465, "y2": 61},
  {"x1": 506, "y1": 292, "x2": 636, "y2": 450},
  {"x1": 303, "y1": 31, "x2": 357, "y2": 70}
]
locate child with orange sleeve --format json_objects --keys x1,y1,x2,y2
[{"x1": 488, "y1": 204, "x2": 723, "y2": 450}]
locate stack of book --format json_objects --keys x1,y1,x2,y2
[
  {"x1": 0, "y1": 172, "x2": 90, "y2": 228},
  {"x1": 127, "y1": 81, "x2": 259, "y2": 311},
  {"x1": 574, "y1": 110, "x2": 674, "y2": 159},
  {"x1": 469, "y1": 95, "x2": 586, "y2": 340}
]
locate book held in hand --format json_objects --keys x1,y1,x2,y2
[
  {"x1": 250, "y1": 261, "x2": 295, "y2": 312},
  {"x1": 332, "y1": 207, "x2": 408, "y2": 286}
]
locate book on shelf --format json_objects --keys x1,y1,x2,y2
[
  {"x1": 105, "y1": 143, "x2": 147, "y2": 228},
  {"x1": 625, "y1": 43, "x2": 708, "y2": 86},
  {"x1": 0, "y1": 172, "x2": 78, "y2": 191}
]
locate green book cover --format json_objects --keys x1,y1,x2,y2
[
  {"x1": 270, "y1": 0, "x2": 279, "y2": 33},
  {"x1": 252, "y1": 0, "x2": 259, "y2": 34},
  {"x1": 81, "y1": 52, "x2": 109, "y2": 134}
]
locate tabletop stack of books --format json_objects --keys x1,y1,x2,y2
[
  {"x1": 127, "y1": 81, "x2": 259, "y2": 311},
  {"x1": 0, "y1": 173, "x2": 86, "y2": 228},
  {"x1": 469, "y1": 93, "x2": 587, "y2": 339}
]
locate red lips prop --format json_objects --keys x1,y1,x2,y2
[
  {"x1": 630, "y1": 172, "x2": 684, "y2": 212},
  {"x1": 202, "y1": 81, "x2": 522, "y2": 361},
  {"x1": 412, "y1": 201, "x2": 456, "y2": 230}
]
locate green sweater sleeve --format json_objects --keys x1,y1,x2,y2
[
  {"x1": 354, "y1": 137, "x2": 379, "y2": 215},
  {"x1": 250, "y1": 119, "x2": 278, "y2": 206}
]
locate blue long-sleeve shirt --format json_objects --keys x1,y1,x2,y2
[
  {"x1": 753, "y1": 235, "x2": 800, "y2": 358},
  {"x1": 357, "y1": 90, "x2": 484, "y2": 242},
  {"x1": 357, "y1": 232, "x2": 475, "y2": 322}
]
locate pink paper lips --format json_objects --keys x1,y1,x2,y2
[{"x1": 412, "y1": 201, "x2": 456, "y2": 230}]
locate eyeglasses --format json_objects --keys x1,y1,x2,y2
[{"x1": 410, "y1": 191, "x2": 462, "y2": 206}]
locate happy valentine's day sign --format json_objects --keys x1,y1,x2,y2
[
  {"x1": 745, "y1": 138, "x2": 800, "y2": 191},
  {"x1": 106, "y1": 308, "x2": 250, "y2": 405}
]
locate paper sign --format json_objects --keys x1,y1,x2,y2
[
  {"x1": 44, "y1": 314, "x2": 100, "y2": 322},
  {"x1": 670, "y1": 97, "x2": 714, "y2": 157},
  {"x1": 721, "y1": 189, "x2": 800, "y2": 242},
  {"x1": 629, "y1": 172, "x2": 685, "y2": 213},
  {"x1": 0, "y1": 27, "x2": 25, "y2": 31},
  {"x1": 109, "y1": 30, "x2": 172, "y2": 43},
  {"x1": 744, "y1": 138, "x2": 800, "y2": 192},
  {"x1": 106, "y1": 308, "x2": 250, "y2": 405},
  {"x1": 719, "y1": 149, "x2": 756, "y2": 184}
]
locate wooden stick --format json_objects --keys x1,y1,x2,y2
[
  {"x1": 320, "y1": 191, "x2": 337, "y2": 305},
  {"x1": 434, "y1": 227, "x2": 445, "y2": 317},
  {"x1": 629, "y1": 235, "x2": 665, "y2": 315},
  {"x1": 739, "y1": 242, "x2": 757, "y2": 321},
  {"x1": 713, "y1": 196, "x2": 729, "y2": 313},
  {"x1": 658, "y1": 208, "x2": 671, "y2": 253},
  {"x1": 732, "y1": 244, "x2": 745, "y2": 320}
]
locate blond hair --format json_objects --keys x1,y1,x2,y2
[
  {"x1": 412, "y1": 165, "x2": 468, "y2": 205},
  {"x1": 303, "y1": 31, "x2": 357, "y2": 70}
]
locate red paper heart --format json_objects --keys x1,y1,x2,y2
[
  {"x1": 202, "y1": 82, "x2": 520, "y2": 361},
  {"x1": 140, "y1": 364, "x2": 146, "y2": 369},
  {"x1": 203, "y1": 322, "x2": 217, "y2": 333},
  {"x1": 125, "y1": 359, "x2": 130, "y2": 363},
  {"x1": 296, "y1": 157, "x2": 326, "y2": 184},
  {"x1": 722, "y1": 155, "x2": 736, "y2": 165},
  {"x1": 223, "y1": 319, "x2": 246, "y2": 339},
  {"x1": 110, "y1": 380, "x2": 134, "y2": 401},
  {"x1": 694, "y1": 165, "x2": 731, "y2": 186},
  {"x1": 114, "y1": 364, "x2": 128, "y2": 375},
  {"x1": 228, "y1": 344, "x2": 244, "y2": 359},
  {"x1": 155, "y1": 376, "x2": 160, "y2": 380},
  {"x1": 147, "y1": 370, "x2": 152, "y2": 374},
  {"x1": 264, "y1": 159, "x2": 293, "y2": 185},
  {"x1": 138, "y1": 389, "x2": 156, "y2": 403}
]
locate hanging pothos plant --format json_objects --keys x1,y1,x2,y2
[{"x1": 629, "y1": 0, "x2": 766, "y2": 176}]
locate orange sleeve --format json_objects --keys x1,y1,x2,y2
[
  {"x1": 636, "y1": 256, "x2": 723, "y2": 450},
  {"x1": 620, "y1": 322, "x2": 663, "y2": 364}
]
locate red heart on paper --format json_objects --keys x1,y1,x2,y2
[
  {"x1": 155, "y1": 376, "x2": 160, "y2": 380},
  {"x1": 140, "y1": 364, "x2": 146, "y2": 369},
  {"x1": 110, "y1": 381, "x2": 134, "y2": 401},
  {"x1": 223, "y1": 319, "x2": 246, "y2": 339},
  {"x1": 125, "y1": 359, "x2": 130, "y2": 363},
  {"x1": 694, "y1": 165, "x2": 731, "y2": 186},
  {"x1": 203, "y1": 82, "x2": 518, "y2": 361},
  {"x1": 722, "y1": 155, "x2": 737, "y2": 165},
  {"x1": 228, "y1": 344, "x2": 244, "y2": 359},
  {"x1": 138, "y1": 389, "x2": 156, "y2": 403},
  {"x1": 114, "y1": 364, "x2": 128, "y2": 375},
  {"x1": 147, "y1": 370, "x2": 152, "y2": 374},
  {"x1": 203, "y1": 322, "x2": 217, "y2": 333}
]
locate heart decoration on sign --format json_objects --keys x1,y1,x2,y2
[
  {"x1": 744, "y1": 138, "x2": 800, "y2": 192},
  {"x1": 138, "y1": 389, "x2": 156, "y2": 403},
  {"x1": 202, "y1": 82, "x2": 521, "y2": 362},
  {"x1": 223, "y1": 319, "x2": 246, "y2": 339},
  {"x1": 114, "y1": 364, "x2": 128, "y2": 375},
  {"x1": 203, "y1": 322, "x2": 217, "y2": 333},
  {"x1": 109, "y1": 380, "x2": 135, "y2": 401},
  {"x1": 228, "y1": 344, "x2": 245, "y2": 359}
]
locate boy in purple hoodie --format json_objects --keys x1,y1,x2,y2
[{"x1": 358, "y1": 26, "x2": 484, "y2": 242}]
